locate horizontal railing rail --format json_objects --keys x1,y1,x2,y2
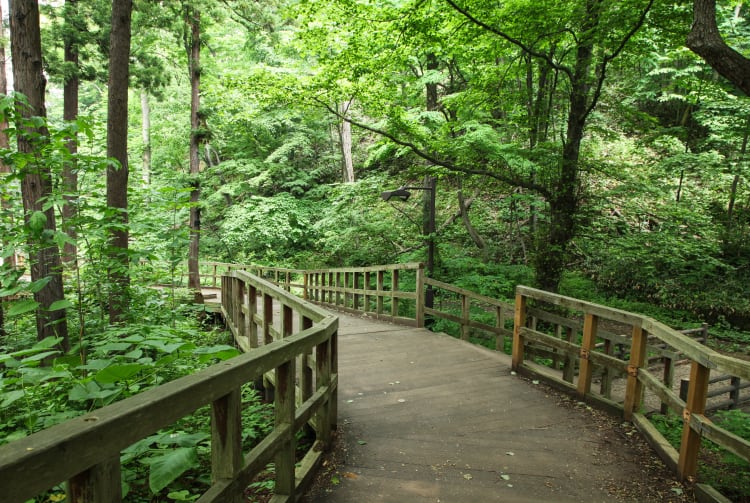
[
  {"x1": 511, "y1": 285, "x2": 750, "y2": 484},
  {"x1": 0, "y1": 269, "x2": 338, "y2": 503}
]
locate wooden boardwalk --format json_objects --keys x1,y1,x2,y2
[{"x1": 310, "y1": 313, "x2": 668, "y2": 503}]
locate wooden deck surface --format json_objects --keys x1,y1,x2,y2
[
  {"x1": 310, "y1": 313, "x2": 661, "y2": 503},
  {"x1": 201, "y1": 288, "x2": 671, "y2": 502}
]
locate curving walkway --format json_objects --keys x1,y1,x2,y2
[{"x1": 310, "y1": 313, "x2": 677, "y2": 503}]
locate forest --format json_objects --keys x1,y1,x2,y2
[{"x1": 1, "y1": 0, "x2": 750, "y2": 501}]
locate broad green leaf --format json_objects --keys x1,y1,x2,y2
[
  {"x1": 192, "y1": 345, "x2": 240, "y2": 362},
  {"x1": 94, "y1": 364, "x2": 145, "y2": 384},
  {"x1": 6, "y1": 299, "x2": 39, "y2": 317},
  {"x1": 20, "y1": 351, "x2": 61, "y2": 364},
  {"x1": 0, "y1": 389, "x2": 25, "y2": 408},
  {"x1": 146, "y1": 447, "x2": 199, "y2": 493},
  {"x1": 48, "y1": 299, "x2": 73, "y2": 311},
  {"x1": 96, "y1": 342, "x2": 133, "y2": 353},
  {"x1": 26, "y1": 277, "x2": 51, "y2": 293}
]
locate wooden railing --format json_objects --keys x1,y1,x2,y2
[
  {"x1": 0, "y1": 270, "x2": 338, "y2": 503},
  {"x1": 304, "y1": 263, "x2": 424, "y2": 326},
  {"x1": 511, "y1": 286, "x2": 750, "y2": 483}
]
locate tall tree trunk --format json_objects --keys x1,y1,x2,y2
[
  {"x1": 186, "y1": 5, "x2": 203, "y2": 303},
  {"x1": 106, "y1": 0, "x2": 133, "y2": 324},
  {"x1": 338, "y1": 100, "x2": 354, "y2": 182},
  {"x1": 534, "y1": 1, "x2": 599, "y2": 292},
  {"x1": 141, "y1": 89, "x2": 151, "y2": 186},
  {"x1": 10, "y1": 0, "x2": 70, "y2": 350},
  {"x1": 0, "y1": 1, "x2": 15, "y2": 272},
  {"x1": 62, "y1": 0, "x2": 79, "y2": 266}
]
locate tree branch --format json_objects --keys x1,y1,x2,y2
[
  {"x1": 315, "y1": 97, "x2": 553, "y2": 198},
  {"x1": 444, "y1": 0, "x2": 573, "y2": 80},
  {"x1": 687, "y1": 0, "x2": 750, "y2": 95}
]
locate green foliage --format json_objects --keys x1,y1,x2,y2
[{"x1": 650, "y1": 410, "x2": 750, "y2": 500}]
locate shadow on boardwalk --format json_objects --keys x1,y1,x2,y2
[{"x1": 308, "y1": 313, "x2": 690, "y2": 503}]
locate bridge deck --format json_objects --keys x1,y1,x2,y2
[
  {"x1": 203, "y1": 289, "x2": 678, "y2": 502},
  {"x1": 313, "y1": 313, "x2": 670, "y2": 503}
]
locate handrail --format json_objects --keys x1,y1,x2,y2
[
  {"x1": 0, "y1": 270, "x2": 338, "y2": 503},
  {"x1": 512, "y1": 285, "x2": 750, "y2": 483}
]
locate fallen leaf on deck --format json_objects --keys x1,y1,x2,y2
[
  {"x1": 463, "y1": 474, "x2": 473, "y2": 480},
  {"x1": 342, "y1": 472, "x2": 359, "y2": 479}
]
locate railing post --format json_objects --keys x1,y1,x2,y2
[
  {"x1": 661, "y1": 356, "x2": 675, "y2": 415},
  {"x1": 353, "y1": 272, "x2": 360, "y2": 311},
  {"x1": 300, "y1": 316, "x2": 314, "y2": 408},
  {"x1": 263, "y1": 293, "x2": 273, "y2": 345},
  {"x1": 248, "y1": 284, "x2": 258, "y2": 348},
  {"x1": 68, "y1": 456, "x2": 122, "y2": 503},
  {"x1": 562, "y1": 326, "x2": 575, "y2": 383},
  {"x1": 730, "y1": 376, "x2": 741, "y2": 408},
  {"x1": 391, "y1": 269, "x2": 400, "y2": 318},
  {"x1": 623, "y1": 325, "x2": 647, "y2": 421},
  {"x1": 316, "y1": 335, "x2": 333, "y2": 445},
  {"x1": 274, "y1": 359, "x2": 296, "y2": 500},
  {"x1": 461, "y1": 294, "x2": 470, "y2": 341},
  {"x1": 678, "y1": 361, "x2": 710, "y2": 480},
  {"x1": 511, "y1": 291, "x2": 527, "y2": 371},
  {"x1": 377, "y1": 270, "x2": 385, "y2": 316},
  {"x1": 415, "y1": 265, "x2": 425, "y2": 327},
  {"x1": 211, "y1": 389, "x2": 243, "y2": 503},
  {"x1": 282, "y1": 304, "x2": 293, "y2": 338},
  {"x1": 577, "y1": 313, "x2": 598, "y2": 398},
  {"x1": 495, "y1": 305, "x2": 505, "y2": 352}
]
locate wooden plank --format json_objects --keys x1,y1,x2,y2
[
  {"x1": 624, "y1": 325, "x2": 647, "y2": 421},
  {"x1": 512, "y1": 292, "x2": 527, "y2": 370},
  {"x1": 274, "y1": 360, "x2": 296, "y2": 499},
  {"x1": 678, "y1": 361, "x2": 711, "y2": 479},
  {"x1": 577, "y1": 313, "x2": 598, "y2": 397},
  {"x1": 211, "y1": 389, "x2": 243, "y2": 503},
  {"x1": 67, "y1": 456, "x2": 121, "y2": 503}
]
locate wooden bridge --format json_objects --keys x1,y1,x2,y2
[{"x1": 1, "y1": 261, "x2": 749, "y2": 502}]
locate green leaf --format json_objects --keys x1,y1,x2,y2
[
  {"x1": 193, "y1": 345, "x2": 240, "y2": 362},
  {"x1": 146, "y1": 447, "x2": 199, "y2": 493},
  {"x1": 94, "y1": 364, "x2": 145, "y2": 384},
  {"x1": 6, "y1": 299, "x2": 39, "y2": 317},
  {"x1": 26, "y1": 277, "x2": 51, "y2": 293},
  {"x1": 48, "y1": 299, "x2": 73, "y2": 311},
  {"x1": 0, "y1": 389, "x2": 25, "y2": 408},
  {"x1": 28, "y1": 210, "x2": 47, "y2": 232}
]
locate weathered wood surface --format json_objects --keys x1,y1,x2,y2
[{"x1": 311, "y1": 314, "x2": 665, "y2": 502}]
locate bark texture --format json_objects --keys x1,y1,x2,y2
[
  {"x1": 106, "y1": 0, "x2": 133, "y2": 323},
  {"x1": 10, "y1": 0, "x2": 70, "y2": 348},
  {"x1": 688, "y1": 0, "x2": 750, "y2": 95}
]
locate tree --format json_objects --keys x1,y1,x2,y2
[
  {"x1": 61, "y1": 0, "x2": 81, "y2": 266},
  {"x1": 688, "y1": 0, "x2": 750, "y2": 95},
  {"x1": 106, "y1": 0, "x2": 133, "y2": 324},
  {"x1": 9, "y1": 0, "x2": 70, "y2": 349},
  {"x1": 185, "y1": 2, "x2": 204, "y2": 302}
]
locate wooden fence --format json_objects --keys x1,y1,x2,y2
[
  {"x1": 510, "y1": 286, "x2": 750, "y2": 483},
  {"x1": 0, "y1": 270, "x2": 338, "y2": 503}
]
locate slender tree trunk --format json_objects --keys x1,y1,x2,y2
[
  {"x1": 186, "y1": 5, "x2": 203, "y2": 303},
  {"x1": 106, "y1": 0, "x2": 133, "y2": 324},
  {"x1": 338, "y1": 100, "x2": 354, "y2": 182},
  {"x1": 141, "y1": 89, "x2": 151, "y2": 186},
  {"x1": 62, "y1": 0, "x2": 79, "y2": 266},
  {"x1": 10, "y1": 0, "x2": 70, "y2": 349},
  {"x1": 0, "y1": 1, "x2": 15, "y2": 272},
  {"x1": 458, "y1": 188, "x2": 485, "y2": 250},
  {"x1": 727, "y1": 119, "x2": 749, "y2": 230}
]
